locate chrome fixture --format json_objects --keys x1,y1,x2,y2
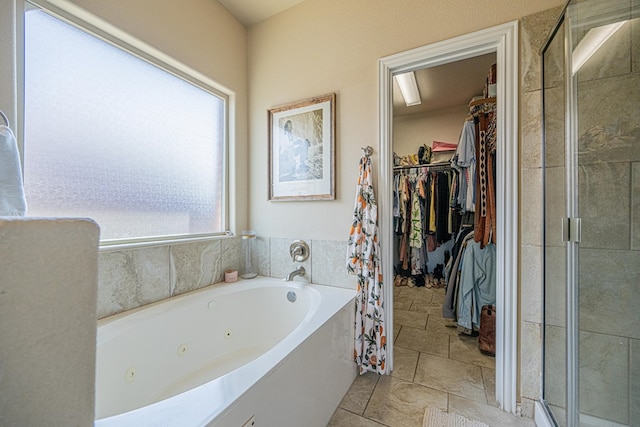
[
  {"x1": 286, "y1": 291, "x2": 297, "y2": 302},
  {"x1": 289, "y1": 240, "x2": 309, "y2": 262},
  {"x1": 284, "y1": 265, "x2": 306, "y2": 282}
]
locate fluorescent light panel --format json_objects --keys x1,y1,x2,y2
[
  {"x1": 395, "y1": 71, "x2": 421, "y2": 106},
  {"x1": 572, "y1": 21, "x2": 625, "y2": 75}
]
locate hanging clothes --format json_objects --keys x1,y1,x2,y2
[
  {"x1": 442, "y1": 107, "x2": 498, "y2": 330},
  {"x1": 473, "y1": 105, "x2": 497, "y2": 246},
  {"x1": 453, "y1": 120, "x2": 476, "y2": 214},
  {"x1": 346, "y1": 152, "x2": 386, "y2": 375},
  {"x1": 435, "y1": 171, "x2": 451, "y2": 243},
  {"x1": 442, "y1": 227, "x2": 475, "y2": 320},
  {"x1": 456, "y1": 241, "x2": 496, "y2": 334},
  {"x1": 393, "y1": 168, "x2": 454, "y2": 271}
]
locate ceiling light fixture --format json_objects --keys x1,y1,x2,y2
[
  {"x1": 572, "y1": 21, "x2": 625, "y2": 75},
  {"x1": 395, "y1": 71, "x2": 421, "y2": 106}
]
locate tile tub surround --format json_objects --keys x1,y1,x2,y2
[
  {"x1": 97, "y1": 236, "x2": 354, "y2": 319},
  {"x1": 98, "y1": 236, "x2": 241, "y2": 319},
  {"x1": 265, "y1": 237, "x2": 355, "y2": 288}
]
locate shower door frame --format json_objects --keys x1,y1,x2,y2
[
  {"x1": 378, "y1": 21, "x2": 520, "y2": 414},
  {"x1": 539, "y1": 7, "x2": 581, "y2": 423}
]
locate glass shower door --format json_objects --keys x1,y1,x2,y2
[
  {"x1": 542, "y1": 0, "x2": 640, "y2": 426},
  {"x1": 572, "y1": 0, "x2": 639, "y2": 425}
]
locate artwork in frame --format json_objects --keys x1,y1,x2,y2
[{"x1": 268, "y1": 93, "x2": 335, "y2": 201}]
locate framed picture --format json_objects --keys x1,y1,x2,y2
[{"x1": 268, "y1": 93, "x2": 335, "y2": 201}]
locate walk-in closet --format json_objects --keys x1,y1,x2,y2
[{"x1": 390, "y1": 52, "x2": 499, "y2": 407}]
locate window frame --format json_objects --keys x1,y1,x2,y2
[{"x1": 21, "y1": 0, "x2": 232, "y2": 248}]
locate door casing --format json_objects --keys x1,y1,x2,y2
[{"x1": 377, "y1": 20, "x2": 520, "y2": 413}]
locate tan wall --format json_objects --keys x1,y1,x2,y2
[
  {"x1": 248, "y1": 0, "x2": 565, "y2": 241},
  {"x1": 393, "y1": 105, "x2": 468, "y2": 162}
]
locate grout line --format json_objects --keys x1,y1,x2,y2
[
  {"x1": 336, "y1": 406, "x2": 391, "y2": 427},
  {"x1": 361, "y1": 374, "x2": 380, "y2": 417},
  {"x1": 412, "y1": 351, "x2": 420, "y2": 383},
  {"x1": 480, "y1": 366, "x2": 490, "y2": 406}
]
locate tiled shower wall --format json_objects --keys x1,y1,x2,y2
[
  {"x1": 97, "y1": 237, "x2": 354, "y2": 319},
  {"x1": 518, "y1": 6, "x2": 563, "y2": 418}
]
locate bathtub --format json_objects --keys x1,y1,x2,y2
[{"x1": 95, "y1": 277, "x2": 357, "y2": 426}]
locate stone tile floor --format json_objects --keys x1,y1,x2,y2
[{"x1": 328, "y1": 285, "x2": 535, "y2": 427}]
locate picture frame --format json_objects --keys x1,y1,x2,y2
[{"x1": 268, "y1": 93, "x2": 335, "y2": 201}]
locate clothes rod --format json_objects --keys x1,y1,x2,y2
[{"x1": 393, "y1": 161, "x2": 451, "y2": 171}]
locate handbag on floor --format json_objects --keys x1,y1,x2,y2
[{"x1": 479, "y1": 305, "x2": 496, "y2": 357}]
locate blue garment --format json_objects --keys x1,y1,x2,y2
[
  {"x1": 456, "y1": 241, "x2": 496, "y2": 331},
  {"x1": 456, "y1": 120, "x2": 476, "y2": 168},
  {"x1": 454, "y1": 120, "x2": 476, "y2": 213}
]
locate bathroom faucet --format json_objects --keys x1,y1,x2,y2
[{"x1": 284, "y1": 265, "x2": 306, "y2": 281}]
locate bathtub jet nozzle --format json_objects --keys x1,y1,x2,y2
[{"x1": 284, "y1": 265, "x2": 306, "y2": 282}]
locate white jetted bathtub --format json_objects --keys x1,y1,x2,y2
[{"x1": 95, "y1": 277, "x2": 357, "y2": 427}]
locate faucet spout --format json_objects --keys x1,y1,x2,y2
[{"x1": 284, "y1": 265, "x2": 306, "y2": 281}]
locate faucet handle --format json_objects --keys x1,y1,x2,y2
[{"x1": 289, "y1": 240, "x2": 309, "y2": 262}]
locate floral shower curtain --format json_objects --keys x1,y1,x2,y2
[{"x1": 346, "y1": 151, "x2": 386, "y2": 375}]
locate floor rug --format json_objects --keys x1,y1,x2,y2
[{"x1": 423, "y1": 407, "x2": 490, "y2": 427}]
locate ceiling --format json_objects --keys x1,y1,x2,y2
[
  {"x1": 393, "y1": 53, "x2": 497, "y2": 117},
  {"x1": 217, "y1": 0, "x2": 306, "y2": 27}
]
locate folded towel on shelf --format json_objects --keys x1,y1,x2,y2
[
  {"x1": 0, "y1": 125, "x2": 27, "y2": 216},
  {"x1": 432, "y1": 140, "x2": 458, "y2": 152}
]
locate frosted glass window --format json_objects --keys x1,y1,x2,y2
[{"x1": 23, "y1": 9, "x2": 226, "y2": 242}]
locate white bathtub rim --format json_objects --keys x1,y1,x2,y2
[
  {"x1": 95, "y1": 277, "x2": 355, "y2": 426},
  {"x1": 97, "y1": 278, "x2": 319, "y2": 343}
]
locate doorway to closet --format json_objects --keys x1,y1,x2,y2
[
  {"x1": 378, "y1": 22, "x2": 519, "y2": 413},
  {"x1": 390, "y1": 51, "x2": 498, "y2": 412}
]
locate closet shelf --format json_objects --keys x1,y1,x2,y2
[{"x1": 468, "y1": 97, "x2": 496, "y2": 107}]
